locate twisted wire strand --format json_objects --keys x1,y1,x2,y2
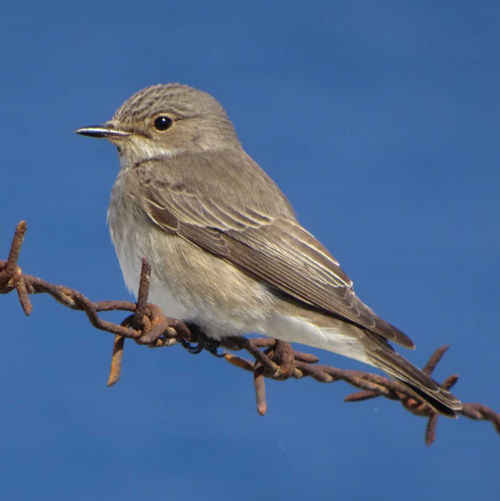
[{"x1": 1, "y1": 221, "x2": 498, "y2": 445}]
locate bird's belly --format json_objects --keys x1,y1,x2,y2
[
  {"x1": 116, "y1": 241, "x2": 189, "y2": 320},
  {"x1": 109, "y1": 211, "x2": 276, "y2": 337}
]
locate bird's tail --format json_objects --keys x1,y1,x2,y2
[{"x1": 365, "y1": 333, "x2": 462, "y2": 417}]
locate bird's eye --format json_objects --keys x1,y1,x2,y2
[{"x1": 153, "y1": 115, "x2": 173, "y2": 132}]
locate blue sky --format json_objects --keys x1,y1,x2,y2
[{"x1": 1, "y1": 1, "x2": 499, "y2": 500}]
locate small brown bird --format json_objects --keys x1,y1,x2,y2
[{"x1": 76, "y1": 83, "x2": 461, "y2": 416}]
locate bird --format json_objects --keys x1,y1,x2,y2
[{"x1": 76, "y1": 83, "x2": 461, "y2": 416}]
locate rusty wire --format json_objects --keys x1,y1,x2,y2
[{"x1": 1, "y1": 221, "x2": 499, "y2": 445}]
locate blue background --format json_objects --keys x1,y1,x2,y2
[{"x1": 1, "y1": 2, "x2": 498, "y2": 500}]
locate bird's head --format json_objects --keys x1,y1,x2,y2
[{"x1": 76, "y1": 83, "x2": 240, "y2": 165}]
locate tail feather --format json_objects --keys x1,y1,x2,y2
[
  {"x1": 365, "y1": 334, "x2": 462, "y2": 417},
  {"x1": 393, "y1": 377, "x2": 458, "y2": 417}
]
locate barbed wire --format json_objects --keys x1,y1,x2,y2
[{"x1": 1, "y1": 221, "x2": 498, "y2": 445}]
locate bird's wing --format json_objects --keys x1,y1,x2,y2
[{"x1": 132, "y1": 157, "x2": 414, "y2": 348}]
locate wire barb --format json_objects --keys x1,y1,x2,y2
[
  {"x1": 107, "y1": 335, "x2": 125, "y2": 387},
  {"x1": 1, "y1": 221, "x2": 499, "y2": 445}
]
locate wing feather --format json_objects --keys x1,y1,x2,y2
[{"x1": 136, "y1": 156, "x2": 414, "y2": 348}]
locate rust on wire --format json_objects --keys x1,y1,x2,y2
[
  {"x1": 1, "y1": 221, "x2": 499, "y2": 445},
  {"x1": 107, "y1": 335, "x2": 125, "y2": 387},
  {"x1": 107, "y1": 257, "x2": 153, "y2": 385}
]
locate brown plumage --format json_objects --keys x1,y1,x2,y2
[{"x1": 76, "y1": 83, "x2": 462, "y2": 416}]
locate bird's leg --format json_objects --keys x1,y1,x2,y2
[{"x1": 178, "y1": 322, "x2": 225, "y2": 357}]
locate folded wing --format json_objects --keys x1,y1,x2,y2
[{"x1": 134, "y1": 157, "x2": 414, "y2": 349}]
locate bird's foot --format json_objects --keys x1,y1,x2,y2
[{"x1": 179, "y1": 323, "x2": 225, "y2": 357}]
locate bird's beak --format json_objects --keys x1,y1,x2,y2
[{"x1": 75, "y1": 122, "x2": 131, "y2": 139}]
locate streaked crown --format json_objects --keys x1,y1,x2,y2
[{"x1": 113, "y1": 83, "x2": 230, "y2": 124}]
